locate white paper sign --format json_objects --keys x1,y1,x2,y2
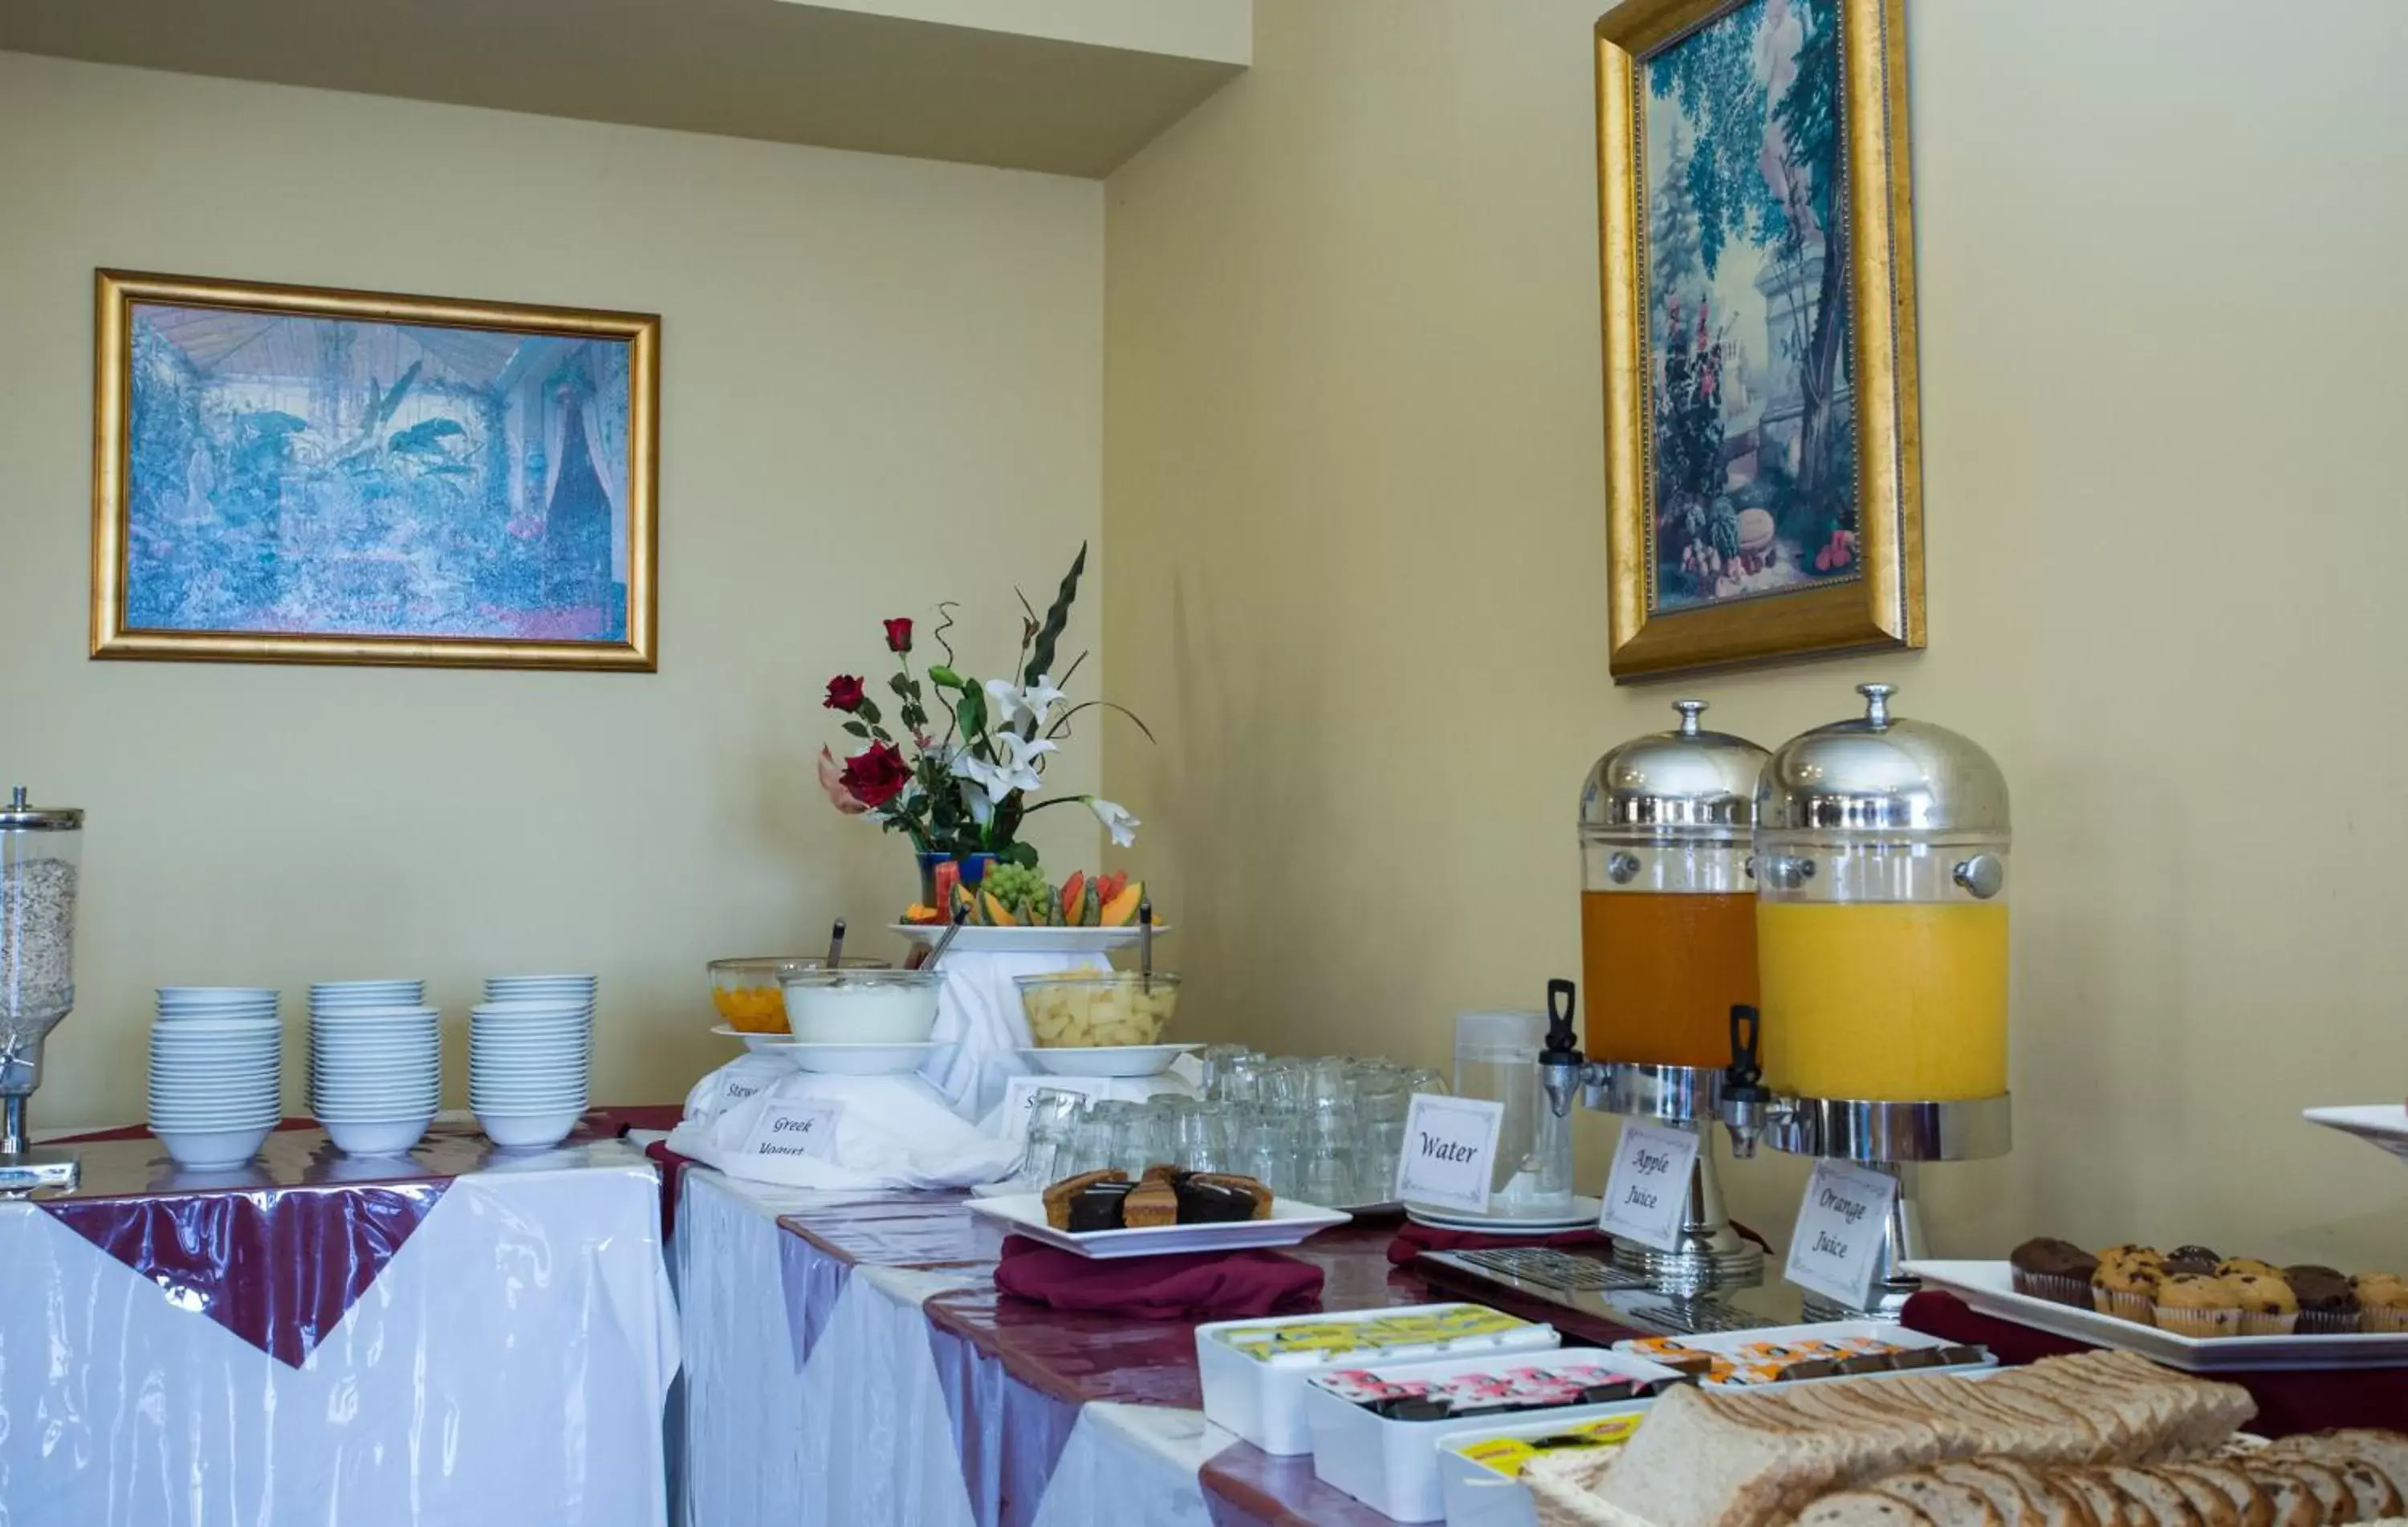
[
  {"x1": 1784, "y1": 1160, "x2": 1900, "y2": 1311},
  {"x1": 1597, "y1": 1122, "x2": 1703, "y2": 1251},
  {"x1": 995, "y1": 1075, "x2": 1112, "y2": 1140},
  {"x1": 1393, "y1": 1093, "x2": 1506, "y2": 1215},
  {"x1": 742, "y1": 1098, "x2": 845, "y2": 1163}
]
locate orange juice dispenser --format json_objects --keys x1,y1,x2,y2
[
  {"x1": 1554, "y1": 699, "x2": 1768, "y2": 1294},
  {"x1": 1723, "y1": 682, "x2": 2013, "y2": 1317}
]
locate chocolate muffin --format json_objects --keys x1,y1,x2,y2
[
  {"x1": 2011, "y1": 1237, "x2": 2101, "y2": 1307},
  {"x1": 2166, "y1": 1244, "x2": 2223, "y2": 1276},
  {"x1": 2286, "y1": 1264, "x2": 2361, "y2": 1334}
]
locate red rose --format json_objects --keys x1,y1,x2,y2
[
  {"x1": 839, "y1": 742, "x2": 913, "y2": 809},
  {"x1": 824, "y1": 674, "x2": 867, "y2": 712},
  {"x1": 883, "y1": 617, "x2": 913, "y2": 654}
]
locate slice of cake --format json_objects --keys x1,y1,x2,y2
[{"x1": 1043, "y1": 1170, "x2": 1129, "y2": 1232}]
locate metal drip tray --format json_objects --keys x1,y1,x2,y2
[{"x1": 1416, "y1": 1248, "x2": 1801, "y2": 1338}]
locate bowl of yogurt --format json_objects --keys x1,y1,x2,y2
[{"x1": 779, "y1": 967, "x2": 944, "y2": 1044}]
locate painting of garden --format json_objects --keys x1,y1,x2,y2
[
  {"x1": 1644, "y1": 0, "x2": 1858, "y2": 613},
  {"x1": 124, "y1": 300, "x2": 633, "y2": 643}
]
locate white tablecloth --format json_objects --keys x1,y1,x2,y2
[
  {"x1": 0, "y1": 1135, "x2": 678, "y2": 1527},
  {"x1": 673, "y1": 1168, "x2": 1228, "y2": 1527}
]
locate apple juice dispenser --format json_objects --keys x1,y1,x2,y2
[
  {"x1": 1549, "y1": 699, "x2": 1767, "y2": 1294},
  {"x1": 1723, "y1": 682, "x2": 2012, "y2": 1317}
]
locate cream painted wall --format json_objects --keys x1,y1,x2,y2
[
  {"x1": 1103, "y1": 0, "x2": 2408, "y2": 1269},
  {"x1": 0, "y1": 52, "x2": 1103, "y2": 1129}
]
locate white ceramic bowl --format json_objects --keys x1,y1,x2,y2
[
  {"x1": 477, "y1": 1110, "x2": 583, "y2": 1148},
  {"x1": 157, "y1": 1008, "x2": 279, "y2": 1024},
  {"x1": 156, "y1": 1125, "x2": 275, "y2": 1168},
  {"x1": 314, "y1": 1091, "x2": 437, "y2": 1112},
  {"x1": 471, "y1": 1088, "x2": 586, "y2": 1107},
  {"x1": 323, "y1": 1117, "x2": 432, "y2": 1155},
  {"x1": 151, "y1": 1111, "x2": 282, "y2": 1132},
  {"x1": 158, "y1": 986, "x2": 278, "y2": 1001},
  {"x1": 311, "y1": 980, "x2": 422, "y2": 994},
  {"x1": 311, "y1": 1005, "x2": 437, "y2": 1021},
  {"x1": 779, "y1": 970, "x2": 943, "y2": 1044}
]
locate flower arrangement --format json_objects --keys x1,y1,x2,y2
[{"x1": 817, "y1": 544, "x2": 1148, "y2": 879}]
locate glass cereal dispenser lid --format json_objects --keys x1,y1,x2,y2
[{"x1": 1580, "y1": 700, "x2": 1767, "y2": 845}]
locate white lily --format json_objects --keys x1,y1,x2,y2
[
  {"x1": 950, "y1": 732, "x2": 1056, "y2": 804},
  {"x1": 984, "y1": 674, "x2": 1067, "y2": 735},
  {"x1": 1088, "y1": 797, "x2": 1141, "y2": 848}
]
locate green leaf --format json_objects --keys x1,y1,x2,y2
[
  {"x1": 1023, "y1": 544, "x2": 1086, "y2": 697},
  {"x1": 842, "y1": 720, "x2": 868, "y2": 738},
  {"x1": 1000, "y1": 841, "x2": 1039, "y2": 869},
  {"x1": 927, "y1": 666, "x2": 965, "y2": 690},
  {"x1": 888, "y1": 673, "x2": 913, "y2": 698},
  {"x1": 954, "y1": 690, "x2": 986, "y2": 739},
  {"x1": 857, "y1": 698, "x2": 882, "y2": 726}
]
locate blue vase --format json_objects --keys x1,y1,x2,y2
[{"x1": 917, "y1": 851, "x2": 999, "y2": 907}]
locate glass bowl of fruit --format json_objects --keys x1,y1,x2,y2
[
  {"x1": 1015, "y1": 971, "x2": 1182, "y2": 1048},
  {"x1": 710, "y1": 955, "x2": 892, "y2": 1034}
]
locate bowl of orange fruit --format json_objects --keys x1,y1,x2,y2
[{"x1": 710, "y1": 955, "x2": 893, "y2": 1034}]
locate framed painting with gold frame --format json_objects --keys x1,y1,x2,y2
[
  {"x1": 1597, "y1": 0, "x2": 1922, "y2": 681},
  {"x1": 92, "y1": 270, "x2": 659, "y2": 671}
]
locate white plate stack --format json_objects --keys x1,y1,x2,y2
[
  {"x1": 471, "y1": 974, "x2": 596, "y2": 1148},
  {"x1": 308, "y1": 980, "x2": 437, "y2": 1157},
  {"x1": 148, "y1": 987, "x2": 283, "y2": 1168}
]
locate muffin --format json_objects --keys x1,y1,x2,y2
[
  {"x1": 2153, "y1": 1272, "x2": 2243, "y2": 1338},
  {"x1": 2215, "y1": 1256, "x2": 2285, "y2": 1282},
  {"x1": 2011, "y1": 1237, "x2": 2101, "y2": 1307},
  {"x1": 2096, "y1": 1243, "x2": 2162, "y2": 1269},
  {"x1": 2287, "y1": 1264, "x2": 2361, "y2": 1334},
  {"x1": 2351, "y1": 1272, "x2": 2408, "y2": 1334},
  {"x1": 2093, "y1": 1258, "x2": 2165, "y2": 1324},
  {"x1": 2222, "y1": 1272, "x2": 2300, "y2": 1336},
  {"x1": 2166, "y1": 1244, "x2": 2223, "y2": 1276}
]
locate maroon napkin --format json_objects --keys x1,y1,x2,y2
[
  {"x1": 1903, "y1": 1289, "x2": 2408, "y2": 1437},
  {"x1": 994, "y1": 1234, "x2": 1325, "y2": 1320}
]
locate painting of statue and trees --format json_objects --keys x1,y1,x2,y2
[
  {"x1": 92, "y1": 271, "x2": 658, "y2": 670},
  {"x1": 1597, "y1": 0, "x2": 1922, "y2": 679}
]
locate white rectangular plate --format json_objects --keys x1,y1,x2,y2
[
  {"x1": 969, "y1": 1191, "x2": 1349, "y2": 1258},
  {"x1": 1904, "y1": 1260, "x2": 2408, "y2": 1372},
  {"x1": 2304, "y1": 1105, "x2": 2408, "y2": 1164}
]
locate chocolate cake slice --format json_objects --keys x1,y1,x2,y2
[{"x1": 1042, "y1": 1169, "x2": 1128, "y2": 1232}]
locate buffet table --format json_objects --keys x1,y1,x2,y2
[
  {"x1": 0, "y1": 1122, "x2": 679, "y2": 1527},
  {"x1": 674, "y1": 1165, "x2": 1466, "y2": 1526}
]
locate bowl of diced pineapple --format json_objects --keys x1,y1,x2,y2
[
  {"x1": 710, "y1": 955, "x2": 892, "y2": 1034},
  {"x1": 1015, "y1": 971, "x2": 1182, "y2": 1048}
]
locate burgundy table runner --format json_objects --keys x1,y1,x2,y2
[
  {"x1": 993, "y1": 1236, "x2": 1326, "y2": 1320},
  {"x1": 1902, "y1": 1290, "x2": 2408, "y2": 1436}
]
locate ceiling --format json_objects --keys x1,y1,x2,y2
[{"x1": 0, "y1": 0, "x2": 1249, "y2": 177}]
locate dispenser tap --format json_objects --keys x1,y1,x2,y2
[
  {"x1": 1719, "y1": 1004, "x2": 1773, "y2": 1159},
  {"x1": 1539, "y1": 978, "x2": 1585, "y2": 1120}
]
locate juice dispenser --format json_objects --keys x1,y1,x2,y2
[
  {"x1": 0, "y1": 786, "x2": 84, "y2": 1191},
  {"x1": 1547, "y1": 699, "x2": 1767, "y2": 1293},
  {"x1": 1723, "y1": 682, "x2": 2012, "y2": 1315}
]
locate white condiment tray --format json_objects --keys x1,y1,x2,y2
[
  {"x1": 1301, "y1": 1346, "x2": 1679, "y2": 1524},
  {"x1": 1194, "y1": 1304, "x2": 1561, "y2": 1456},
  {"x1": 966, "y1": 1191, "x2": 1348, "y2": 1258},
  {"x1": 1609, "y1": 1320, "x2": 1995, "y2": 1386},
  {"x1": 1904, "y1": 1260, "x2": 2408, "y2": 1372},
  {"x1": 1437, "y1": 1411, "x2": 1646, "y2": 1527}
]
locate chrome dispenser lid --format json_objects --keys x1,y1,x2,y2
[
  {"x1": 1756, "y1": 684, "x2": 2008, "y2": 835},
  {"x1": 1580, "y1": 700, "x2": 1767, "y2": 833},
  {"x1": 0, "y1": 788, "x2": 81, "y2": 832}
]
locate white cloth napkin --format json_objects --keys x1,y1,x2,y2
[
  {"x1": 916, "y1": 948, "x2": 1111, "y2": 1121},
  {"x1": 668, "y1": 1057, "x2": 1020, "y2": 1191}
]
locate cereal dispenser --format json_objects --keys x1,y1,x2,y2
[
  {"x1": 0, "y1": 786, "x2": 83, "y2": 1191},
  {"x1": 1721, "y1": 683, "x2": 2012, "y2": 1315},
  {"x1": 1541, "y1": 699, "x2": 1767, "y2": 1294}
]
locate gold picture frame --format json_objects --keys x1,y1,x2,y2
[
  {"x1": 93, "y1": 270, "x2": 660, "y2": 671},
  {"x1": 1597, "y1": 0, "x2": 1922, "y2": 681}
]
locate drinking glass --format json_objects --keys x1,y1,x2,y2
[
  {"x1": 1178, "y1": 1102, "x2": 1237, "y2": 1174},
  {"x1": 1020, "y1": 1089, "x2": 1087, "y2": 1186},
  {"x1": 1199, "y1": 1044, "x2": 1254, "y2": 1100},
  {"x1": 1237, "y1": 1107, "x2": 1298, "y2": 1199},
  {"x1": 1218, "y1": 1052, "x2": 1268, "y2": 1106},
  {"x1": 1121, "y1": 1101, "x2": 1179, "y2": 1176},
  {"x1": 1067, "y1": 1107, "x2": 1129, "y2": 1177}
]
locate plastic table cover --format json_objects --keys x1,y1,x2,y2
[
  {"x1": 0, "y1": 1126, "x2": 677, "y2": 1527},
  {"x1": 673, "y1": 1167, "x2": 1434, "y2": 1526}
]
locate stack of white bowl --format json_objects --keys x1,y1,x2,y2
[
  {"x1": 471, "y1": 974, "x2": 596, "y2": 1148},
  {"x1": 308, "y1": 979, "x2": 437, "y2": 1156},
  {"x1": 148, "y1": 987, "x2": 283, "y2": 1169}
]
